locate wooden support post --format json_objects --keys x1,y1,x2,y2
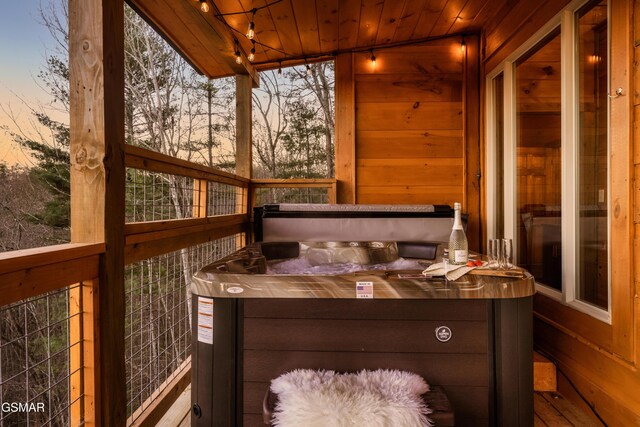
[
  {"x1": 69, "y1": 0, "x2": 126, "y2": 425},
  {"x1": 335, "y1": 53, "x2": 356, "y2": 204},
  {"x1": 236, "y1": 74, "x2": 252, "y2": 242}
]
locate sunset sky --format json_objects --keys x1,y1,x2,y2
[{"x1": 0, "y1": 1, "x2": 59, "y2": 167}]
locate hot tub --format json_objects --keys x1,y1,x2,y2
[{"x1": 190, "y1": 205, "x2": 535, "y2": 427}]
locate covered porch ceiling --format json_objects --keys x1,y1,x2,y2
[{"x1": 128, "y1": 0, "x2": 514, "y2": 80}]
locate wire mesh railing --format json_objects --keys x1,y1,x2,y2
[
  {"x1": 125, "y1": 234, "x2": 243, "y2": 422},
  {"x1": 250, "y1": 179, "x2": 337, "y2": 207},
  {"x1": 125, "y1": 169, "x2": 202, "y2": 223},
  {"x1": 253, "y1": 187, "x2": 330, "y2": 206},
  {"x1": 0, "y1": 284, "x2": 83, "y2": 427},
  {"x1": 207, "y1": 181, "x2": 245, "y2": 216}
]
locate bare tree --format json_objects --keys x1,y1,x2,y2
[
  {"x1": 252, "y1": 71, "x2": 291, "y2": 178},
  {"x1": 288, "y1": 62, "x2": 335, "y2": 176}
]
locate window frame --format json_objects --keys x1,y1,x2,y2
[{"x1": 485, "y1": 0, "x2": 613, "y2": 323}]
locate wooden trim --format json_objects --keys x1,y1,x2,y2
[
  {"x1": 125, "y1": 221, "x2": 248, "y2": 264},
  {"x1": 125, "y1": 144, "x2": 249, "y2": 187},
  {"x1": 335, "y1": 53, "x2": 356, "y2": 203},
  {"x1": 125, "y1": 214, "x2": 248, "y2": 245},
  {"x1": 128, "y1": 360, "x2": 191, "y2": 427},
  {"x1": 534, "y1": 294, "x2": 612, "y2": 352},
  {"x1": 484, "y1": 0, "x2": 571, "y2": 72},
  {"x1": 250, "y1": 178, "x2": 337, "y2": 188},
  {"x1": 0, "y1": 243, "x2": 104, "y2": 275},
  {"x1": 609, "y1": 0, "x2": 634, "y2": 362},
  {"x1": 464, "y1": 34, "x2": 482, "y2": 252}
]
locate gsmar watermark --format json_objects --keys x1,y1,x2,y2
[{"x1": 1, "y1": 402, "x2": 45, "y2": 413}]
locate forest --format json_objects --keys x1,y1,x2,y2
[{"x1": 0, "y1": 1, "x2": 334, "y2": 425}]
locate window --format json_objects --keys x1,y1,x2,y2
[
  {"x1": 515, "y1": 29, "x2": 562, "y2": 291},
  {"x1": 576, "y1": 0, "x2": 609, "y2": 309},
  {"x1": 486, "y1": 0, "x2": 611, "y2": 321}
]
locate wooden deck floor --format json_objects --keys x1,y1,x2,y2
[
  {"x1": 534, "y1": 391, "x2": 604, "y2": 427},
  {"x1": 159, "y1": 385, "x2": 604, "y2": 426}
]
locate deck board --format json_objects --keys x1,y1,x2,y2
[
  {"x1": 156, "y1": 384, "x2": 191, "y2": 427},
  {"x1": 162, "y1": 386, "x2": 604, "y2": 426}
]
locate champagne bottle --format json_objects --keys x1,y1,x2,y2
[{"x1": 448, "y1": 202, "x2": 468, "y2": 265}]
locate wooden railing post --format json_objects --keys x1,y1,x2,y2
[
  {"x1": 69, "y1": 0, "x2": 126, "y2": 425},
  {"x1": 193, "y1": 179, "x2": 208, "y2": 218},
  {"x1": 70, "y1": 280, "x2": 99, "y2": 427}
]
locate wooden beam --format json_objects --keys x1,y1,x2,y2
[
  {"x1": 125, "y1": 214, "x2": 248, "y2": 245},
  {"x1": 125, "y1": 221, "x2": 248, "y2": 264},
  {"x1": 69, "y1": 0, "x2": 126, "y2": 425},
  {"x1": 0, "y1": 254, "x2": 100, "y2": 308},
  {"x1": 125, "y1": 144, "x2": 249, "y2": 187},
  {"x1": 335, "y1": 53, "x2": 356, "y2": 204},
  {"x1": 250, "y1": 178, "x2": 337, "y2": 188},
  {"x1": 0, "y1": 243, "x2": 104, "y2": 275}
]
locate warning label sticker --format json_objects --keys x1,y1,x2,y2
[{"x1": 197, "y1": 297, "x2": 214, "y2": 344}]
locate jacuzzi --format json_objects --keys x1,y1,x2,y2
[{"x1": 190, "y1": 204, "x2": 535, "y2": 427}]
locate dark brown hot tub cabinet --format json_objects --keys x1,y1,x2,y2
[
  {"x1": 192, "y1": 204, "x2": 533, "y2": 426},
  {"x1": 190, "y1": 244, "x2": 535, "y2": 427}
]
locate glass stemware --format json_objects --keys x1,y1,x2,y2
[{"x1": 502, "y1": 238, "x2": 514, "y2": 270}]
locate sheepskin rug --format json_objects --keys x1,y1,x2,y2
[{"x1": 269, "y1": 369, "x2": 433, "y2": 427}]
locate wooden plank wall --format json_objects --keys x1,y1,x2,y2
[
  {"x1": 483, "y1": 0, "x2": 640, "y2": 424},
  {"x1": 335, "y1": 37, "x2": 482, "y2": 249},
  {"x1": 354, "y1": 39, "x2": 464, "y2": 206}
]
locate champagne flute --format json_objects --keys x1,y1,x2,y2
[
  {"x1": 488, "y1": 239, "x2": 498, "y2": 268},
  {"x1": 502, "y1": 239, "x2": 514, "y2": 270}
]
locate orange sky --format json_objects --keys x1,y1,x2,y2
[{"x1": 0, "y1": 2, "x2": 61, "y2": 167}]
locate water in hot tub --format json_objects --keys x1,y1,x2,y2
[{"x1": 266, "y1": 257, "x2": 425, "y2": 275}]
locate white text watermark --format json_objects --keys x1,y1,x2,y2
[{"x1": 1, "y1": 402, "x2": 45, "y2": 413}]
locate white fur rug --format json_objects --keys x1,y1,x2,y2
[{"x1": 270, "y1": 369, "x2": 433, "y2": 427}]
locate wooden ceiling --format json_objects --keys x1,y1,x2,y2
[{"x1": 129, "y1": 0, "x2": 515, "y2": 79}]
